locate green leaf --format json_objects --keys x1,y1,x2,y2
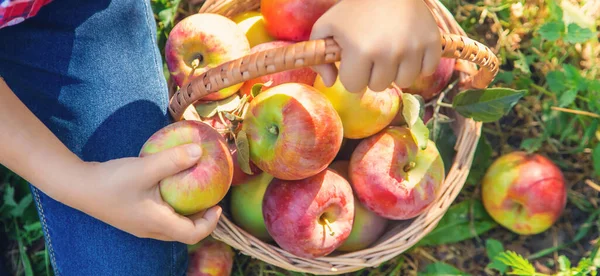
[
  {"x1": 3, "y1": 185, "x2": 17, "y2": 207},
  {"x1": 452, "y1": 88, "x2": 526, "y2": 123},
  {"x1": 417, "y1": 199, "x2": 497, "y2": 246},
  {"x1": 411, "y1": 118, "x2": 430, "y2": 150},
  {"x1": 593, "y1": 143, "x2": 600, "y2": 177},
  {"x1": 564, "y1": 23, "x2": 595, "y2": 44},
  {"x1": 466, "y1": 136, "x2": 493, "y2": 185},
  {"x1": 195, "y1": 101, "x2": 219, "y2": 118},
  {"x1": 520, "y1": 137, "x2": 543, "y2": 154},
  {"x1": 419, "y1": 262, "x2": 471, "y2": 276},
  {"x1": 10, "y1": 194, "x2": 32, "y2": 218},
  {"x1": 558, "y1": 255, "x2": 571, "y2": 272},
  {"x1": 546, "y1": 71, "x2": 566, "y2": 93},
  {"x1": 195, "y1": 94, "x2": 242, "y2": 118},
  {"x1": 486, "y1": 239, "x2": 507, "y2": 273},
  {"x1": 251, "y1": 83, "x2": 265, "y2": 99},
  {"x1": 430, "y1": 122, "x2": 457, "y2": 175},
  {"x1": 558, "y1": 89, "x2": 578, "y2": 107},
  {"x1": 538, "y1": 21, "x2": 565, "y2": 41},
  {"x1": 235, "y1": 130, "x2": 254, "y2": 175},
  {"x1": 402, "y1": 93, "x2": 423, "y2": 127},
  {"x1": 496, "y1": 251, "x2": 537, "y2": 276}
]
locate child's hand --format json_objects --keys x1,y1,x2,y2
[
  {"x1": 77, "y1": 144, "x2": 221, "y2": 245},
  {"x1": 310, "y1": 0, "x2": 442, "y2": 92}
]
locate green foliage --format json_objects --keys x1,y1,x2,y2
[
  {"x1": 0, "y1": 166, "x2": 51, "y2": 276},
  {"x1": 493, "y1": 250, "x2": 599, "y2": 276},
  {"x1": 451, "y1": 88, "x2": 526, "y2": 122},
  {"x1": 417, "y1": 199, "x2": 497, "y2": 246},
  {"x1": 419, "y1": 262, "x2": 471, "y2": 276},
  {"x1": 486, "y1": 239, "x2": 507, "y2": 273}
]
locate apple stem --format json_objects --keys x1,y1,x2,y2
[
  {"x1": 322, "y1": 217, "x2": 335, "y2": 236},
  {"x1": 268, "y1": 125, "x2": 279, "y2": 136},
  {"x1": 403, "y1": 161, "x2": 416, "y2": 172}
]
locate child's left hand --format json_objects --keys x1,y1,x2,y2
[{"x1": 310, "y1": 0, "x2": 442, "y2": 93}]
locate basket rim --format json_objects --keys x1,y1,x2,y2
[{"x1": 173, "y1": 0, "x2": 494, "y2": 274}]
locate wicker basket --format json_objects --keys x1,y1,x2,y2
[{"x1": 167, "y1": 0, "x2": 499, "y2": 274}]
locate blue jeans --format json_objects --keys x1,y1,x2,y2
[{"x1": 0, "y1": 1, "x2": 188, "y2": 275}]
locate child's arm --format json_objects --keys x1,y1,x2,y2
[
  {"x1": 310, "y1": 0, "x2": 442, "y2": 93},
  {"x1": 0, "y1": 77, "x2": 220, "y2": 245}
]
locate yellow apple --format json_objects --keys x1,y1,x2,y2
[
  {"x1": 313, "y1": 68, "x2": 401, "y2": 139},
  {"x1": 232, "y1": 11, "x2": 274, "y2": 47}
]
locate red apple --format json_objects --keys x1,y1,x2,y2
[
  {"x1": 230, "y1": 172, "x2": 274, "y2": 242},
  {"x1": 165, "y1": 13, "x2": 250, "y2": 101},
  {"x1": 238, "y1": 41, "x2": 317, "y2": 101},
  {"x1": 329, "y1": 161, "x2": 388, "y2": 252},
  {"x1": 187, "y1": 237, "x2": 235, "y2": 276},
  {"x1": 260, "y1": 0, "x2": 337, "y2": 41},
  {"x1": 241, "y1": 82, "x2": 344, "y2": 180},
  {"x1": 349, "y1": 126, "x2": 445, "y2": 220},
  {"x1": 403, "y1": 57, "x2": 455, "y2": 101},
  {"x1": 139, "y1": 120, "x2": 233, "y2": 215},
  {"x1": 481, "y1": 151, "x2": 567, "y2": 235},
  {"x1": 262, "y1": 168, "x2": 355, "y2": 258}
]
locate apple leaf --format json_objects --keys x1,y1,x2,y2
[
  {"x1": 194, "y1": 94, "x2": 242, "y2": 118},
  {"x1": 195, "y1": 101, "x2": 219, "y2": 118},
  {"x1": 217, "y1": 94, "x2": 242, "y2": 113},
  {"x1": 417, "y1": 199, "x2": 497, "y2": 246},
  {"x1": 401, "y1": 93, "x2": 423, "y2": 127},
  {"x1": 235, "y1": 130, "x2": 254, "y2": 175},
  {"x1": 411, "y1": 117, "x2": 430, "y2": 150},
  {"x1": 593, "y1": 143, "x2": 600, "y2": 177},
  {"x1": 485, "y1": 239, "x2": 508, "y2": 274},
  {"x1": 419, "y1": 262, "x2": 470, "y2": 276},
  {"x1": 452, "y1": 88, "x2": 526, "y2": 122},
  {"x1": 250, "y1": 83, "x2": 264, "y2": 99}
]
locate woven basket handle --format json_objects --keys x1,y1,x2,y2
[{"x1": 168, "y1": 33, "x2": 499, "y2": 120}]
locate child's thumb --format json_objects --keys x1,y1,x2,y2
[{"x1": 139, "y1": 143, "x2": 203, "y2": 184}]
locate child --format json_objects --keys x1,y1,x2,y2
[{"x1": 0, "y1": 0, "x2": 441, "y2": 274}]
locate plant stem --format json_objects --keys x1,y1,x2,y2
[
  {"x1": 437, "y1": 102, "x2": 453, "y2": 108},
  {"x1": 551, "y1": 106, "x2": 600, "y2": 118}
]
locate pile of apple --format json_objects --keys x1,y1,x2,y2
[{"x1": 140, "y1": 0, "x2": 457, "y2": 260}]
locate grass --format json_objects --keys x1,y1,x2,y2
[{"x1": 2, "y1": 0, "x2": 600, "y2": 275}]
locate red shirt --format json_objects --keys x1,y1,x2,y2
[{"x1": 0, "y1": 0, "x2": 53, "y2": 29}]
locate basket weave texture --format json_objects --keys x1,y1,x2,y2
[{"x1": 167, "y1": 0, "x2": 500, "y2": 274}]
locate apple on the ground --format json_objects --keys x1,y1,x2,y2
[
  {"x1": 260, "y1": 0, "x2": 337, "y2": 41},
  {"x1": 262, "y1": 168, "x2": 355, "y2": 258},
  {"x1": 187, "y1": 237, "x2": 235, "y2": 276},
  {"x1": 232, "y1": 11, "x2": 275, "y2": 47},
  {"x1": 241, "y1": 83, "x2": 344, "y2": 180},
  {"x1": 165, "y1": 13, "x2": 250, "y2": 101},
  {"x1": 329, "y1": 161, "x2": 388, "y2": 252},
  {"x1": 230, "y1": 171, "x2": 274, "y2": 242},
  {"x1": 349, "y1": 126, "x2": 445, "y2": 220},
  {"x1": 139, "y1": 120, "x2": 233, "y2": 215},
  {"x1": 481, "y1": 151, "x2": 567, "y2": 235},
  {"x1": 313, "y1": 69, "x2": 401, "y2": 139},
  {"x1": 239, "y1": 41, "x2": 317, "y2": 101}
]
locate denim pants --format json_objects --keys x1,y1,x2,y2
[{"x1": 0, "y1": 1, "x2": 188, "y2": 275}]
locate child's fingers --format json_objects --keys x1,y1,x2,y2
[
  {"x1": 338, "y1": 50, "x2": 372, "y2": 93},
  {"x1": 421, "y1": 42, "x2": 442, "y2": 77},
  {"x1": 311, "y1": 63, "x2": 338, "y2": 87},
  {"x1": 155, "y1": 205, "x2": 222, "y2": 245},
  {"x1": 395, "y1": 49, "x2": 424, "y2": 88},
  {"x1": 368, "y1": 50, "x2": 399, "y2": 92},
  {"x1": 137, "y1": 143, "x2": 202, "y2": 188}
]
